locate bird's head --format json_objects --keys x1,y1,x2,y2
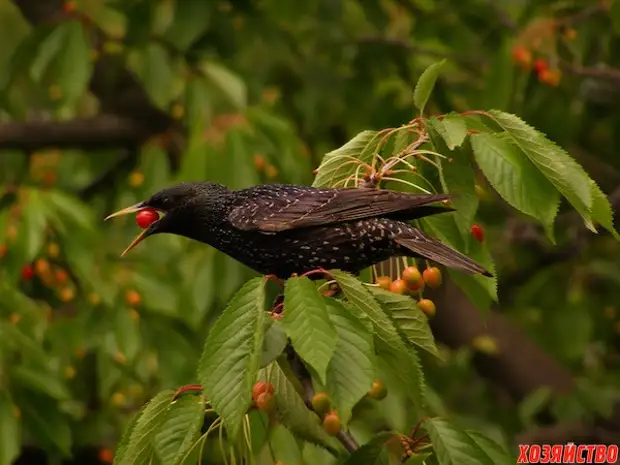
[{"x1": 105, "y1": 181, "x2": 228, "y2": 255}]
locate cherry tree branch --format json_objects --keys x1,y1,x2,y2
[{"x1": 0, "y1": 115, "x2": 153, "y2": 151}]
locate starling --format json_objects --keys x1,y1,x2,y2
[{"x1": 105, "y1": 182, "x2": 492, "y2": 278}]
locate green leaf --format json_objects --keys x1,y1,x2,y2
[
  {"x1": 200, "y1": 61, "x2": 247, "y2": 109},
  {"x1": 430, "y1": 114, "x2": 467, "y2": 150},
  {"x1": 123, "y1": 390, "x2": 175, "y2": 464},
  {"x1": 17, "y1": 390, "x2": 72, "y2": 456},
  {"x1": 433, "y1": 138, "x2": 478, "y2": 243},
  {"x1": 267, "y1": 363, "x2": 338, "y2": 453},
  {"x1": 589, "y1": 180, "x2": 619, "y2": 239},
  {"x1": 0, "y1": 393, "x2": 20, "y2": 465},
  {"x1": 198, "y1": 277, "x2": 266, "y2": 438},
  {"x1": 413, "y1": 59, "x2": 446, "y2": 114},
  {"x1": 405, "y1": 453, "x2": 433, "y2": 464},
  {"x1": 471, "y1": 133, "x2": 560, "y2": 242},
  {"x1": 330, "y1": 270, "x2": 424, "y2": 410},
  {"x1": 324, "y1": 298, "x2": 375, "y2": 425},
  {"x1": 29, "y1": 24, "x2": 67, "y2": 82},
  {"x1": 312, "y1": 130, "x2": 380, "y2": 188},
  {"x1": 282, "y1": 277, "x2": 338, "y2": 384},
  {"x1": 12, "y1": 366, "x2": 71, "y2": 401},
  {"x1": 114, "y1": 408, "x2": 143, "y2": 465},
  {"x1": 21, "y1": 189, "x2": 47, "y2": 261},
  {"x1": 164, "y1": 1, "x2": 211, "y2": 51},
  {"x1": 115, "y1": 309, "x2": 141, "y2": 362},
  {"x1": 518, "y1": 387, "x2": 552, "y2": 429},
  {"x1": 260, "y1": 319, "x2": 288, "y2": 368},
  {"x1": 369, "y1": 288, "x2": 439, "y2": 358},
  {"x1": 464, "y1": 430, "x2": 514, "y2": 465},
  {"x1": 342, "y1": 432, "x2": 395, "y2": 465},
  {"x1": 488, "y1": 110, "x2": 594, "y2": 230},
  {"x1": 142, "y1": 42, "x2": 174, "y2": 109},
  {"x1": 44, "y1": 189, "x2": 94, "y2": 232},
  {"x1": 424, "y1": 417, "x2": 494, "y2": 465},
  {"x1": 55, "y1": 20, "x2": 93, "y2": 105},
  {"x1": 154, "y1": 396, "x2": 205, "y2": 465}
]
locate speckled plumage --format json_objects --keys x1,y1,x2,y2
[{"x1": 127, "y1": 181, "x2": 492, "y2": 278}]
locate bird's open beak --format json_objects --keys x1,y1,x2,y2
[
  {"x1": 105, "y1": 202, "x2": 157, "y2": 256},
  {"x1": 104, "y1": 202, "x2": 145, "y2": 221}
]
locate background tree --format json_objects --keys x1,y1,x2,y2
[{"x1": 1, "y1": 0, "x2": 620, "y2": 464}]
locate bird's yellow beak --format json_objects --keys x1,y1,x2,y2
[
  {"x1": 104, "y1": 203, "x2": 145, "y2": 221},
  {"x1": 105, "y1": 202, "x2": 153, "y2": 256}
]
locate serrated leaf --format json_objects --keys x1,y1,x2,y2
[
  {"x1": 464, "y1": 431, "x2": 514, "y2": 465},
  {"x1": 424, "y1": 418, "x2": 494, "y2": 465},
  {"x1": 260, "y1": 319, "x2": 288, "y2": 368},
  {"x1": 471, "y1": 133, "x2": 559, "y2": 242},
  {"x1": 200, "y1": 61, "x2": 247, "y2": 109},
  {"x1": 55, "y1": 20, "x2": 93, "y2": 105},
  {"x1": 369, "y1": 288, "x2": 439, "y2": 358},
  {"x1": 12, "y1": 366, "x2": 71, "y2": 401},
  {"x1": 342, "y1": 432, "x2": 395, "y2": 465},
  {"x1": 114, "y1": 409, "x2": 143, "y2": 465},
  {"x1": 488, "y1": 110, "x2": 594, "y2": 230},
  {"x1": 0, "y1": 393, "x2": 20, "y2": 465},
  {"x1": 413, "y1": 60, "x2": 446, "y2": 114},
  {"x1": 324, "y1": 298, "x2": 375, "y2": 425},
  {"x1": 312, "y1": 131, "x2": 380, "y2": 188},
  {"x1": 198, "y1": 277, "x2": 266, "y2": 438},
  {"x1": 122, "y1": 390, "x2": 175, "y2": 465},
  {"x1": 154, "y1": 396, "x2": 205, "y2": 465},
  {"x1": 431, "y1": 114, "x2": 467, "y2": 150},
  {"x1": 330, "y1": 270, "x2": 424, "y2": 410},
  {"x1": 267, "y1": 363, "x2": 338, "y2": 453},
  {"x1": 282, "y1": 277, "x2": 338, "y2": 384},
  {"x1": 589, "y1": 180, "x2": 619, "y2": 239}
]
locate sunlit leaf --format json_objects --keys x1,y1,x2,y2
[
  {"x1": 282, "y1": 277, "x2": 338, "y2": 384},
  {"x1": 325, "y1": 298, "x2": 375, "y2": 425},
  {"x1": 413, "y1": 60, "x2": 446, "y2": 114},
  {"x1": 122, "y1": 390, "x2": 175, "y2": 464},
  {"x1": 154, "y1": 396, "x2": 205, "y2": 465},
  {"x1": 198, "y1": 277, "x2": 266, "y2": 438}
]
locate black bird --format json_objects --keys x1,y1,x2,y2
[{"x1": 105, "y1": 182, "x2": 492, "y2": 278}]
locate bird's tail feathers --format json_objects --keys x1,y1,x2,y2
[{"x1": 394, "y1": 236, "x2": 493, "y2": 277}]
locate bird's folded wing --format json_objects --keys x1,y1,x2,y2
[{"x1": 228, "y1": 187, "x2": 450, "y2": 232}]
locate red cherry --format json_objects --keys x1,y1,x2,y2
[
  {"x1": 21, "y1": 265, "x2": 35, "y2": 281},
  {"x1": 533, "y1": 58, "x2": 548, "y2": 75},
  {"x1": 136, "y1": 209, "x2": 159, "y2": 229},
  {"x1": 471, "y1": 224, "x2": 485, "y2": 243}
]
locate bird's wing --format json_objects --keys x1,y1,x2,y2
[{"x1": 229, "y1": 186, "x2": 451, "y2": 232}]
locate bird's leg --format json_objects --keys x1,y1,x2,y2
[{"x1": 172, "y1": 383, "x2": 203, "y2": 401}]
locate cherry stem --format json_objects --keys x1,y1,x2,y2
[{"x1": 300, "y1": 268, "x2": 334, "y2": 280}]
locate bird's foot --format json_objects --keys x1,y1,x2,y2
[{"x1": 172, "y1": 384, "x2": 203, "y2": 401}]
